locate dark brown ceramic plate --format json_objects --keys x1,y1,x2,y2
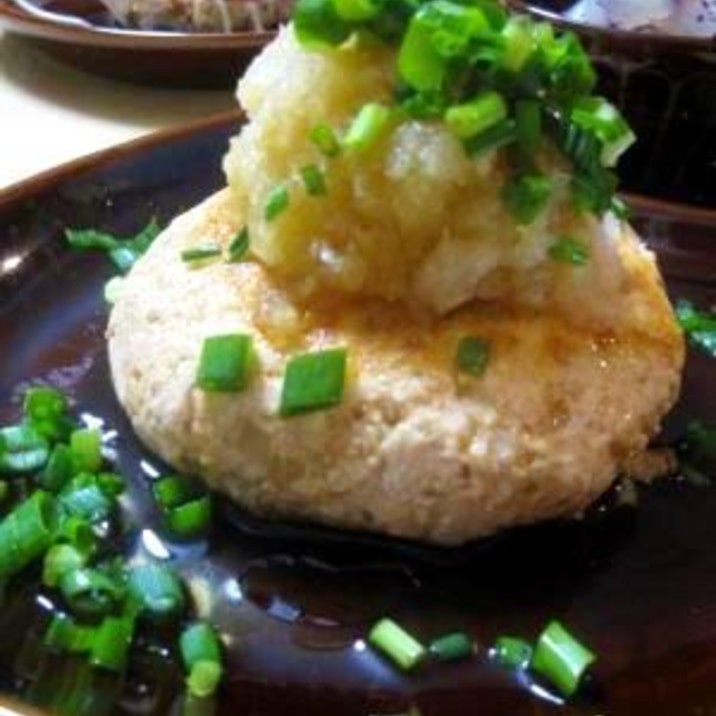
[
  {"x1": 0, "y1": 0, "x2": 274, "y2": 87},
  {"x1": 506, "y1": 0, "x2": 716, "y2": 209},
  {"x1": 2, "y1": 112, "x2": 716, "y2": 716}
]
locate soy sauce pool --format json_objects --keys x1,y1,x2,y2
[{"x1": 1, "y1": 117, "x2": 716, "y2": 716}]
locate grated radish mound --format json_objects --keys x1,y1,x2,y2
[{"x1": 224, "y1": 26, "x2": 629, "y2": 324}]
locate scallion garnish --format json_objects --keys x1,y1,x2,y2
[
  {"x1": 69, "y1": 428, "x2": 103, "y2": 474},
  {"x1": 445, "y1": 91, "x2": 507, "y2": 140},
  {"x1": 44, "y1": 614, "x2": 95, "y2": 655},
  {"x1": 343, "y1": 103, "x2": 391, "y2": 151},
  {"x1": 501, "y1": 173, "x2": 552, "y2": 225},
  {"x1": 531, "y1": 620, "x2": 596, "y2": 697},
  {"x1": 181, "y1": 244, "x2": 222, "y2": 264},
  {"x1": 515, "y1": 100, "x2": 542, "y2": 154},
  {"x1": 59, "y1": 477, "x2": 114, "y2": 524},
  {"x1": 457, "y1": 336, "x2": 490, "y2": 378},
  {"x1": 548, "y1": 236, "x2": 590, "y2": 266},
  {"x1": 43, "y1": 543, "x2": 88, "y2": 588},
  {"x1": 23, "y1": 387, "x2": 72, "y2": 443},
  {"x1": 265, "y1": 185, "x2": 290, "y2": 221},
  {"x1": 676, "y1": 300, "x2": 716, "y2": 358},
  {"x1": 127, "y1": 563, "x2": 186, "y2": 622},
  {"x1": 464, "y1": 120, "x2": 517, "y2": 158},
  {"x1": 196, "y1": 334, "x2": 254, "y2": 393},
  {"x1": 228, "y1": 227, "x2": 250, "y2": 262},
  {"x1": 153, "y1": 475, "x2": 204, "y2": 511},
  {"x1": 368, "y1": 618, "x2": 427, "y2": 671},
  {"x1": 39, "y1": 444, "x2": 74, "y2": 492},
  {"x1": 0, "y1": 424, "x2": 49, "y2": 474},
  {"x1": 294, "y1": 0, "x2": 352, "y2": 49},
  {"x1": 279, "y1": 348, "x2": 347, "y2": 417},
  {"x1": 0, "y1": 490, "x2": 57, "y2": 580},
  {"x1": 180, "y1": 622, "x2": 224, "y2": 698},
  {"x1": 492, "y1": 636, "x2": 533, "y2": 669},
  {"x1": 166, "y1": 497, "x2": 212, "y2": 539},
  {"x1": 59, "y1": 567, "x2": 125, "y2": 618},
  {"x1": 428, "y1": 632, "x2": 474, "y2": 662},
  {"x1": 309, "y1": 123, "x2": 342, "y2": 157},
  {"x1": 301, "y1": 164, "x2": 328, "y2": 196},
  {"x1": 90, "y1": 615, "x2": 135, "y2": 673},
  {"x1": 334, "y1": 0, "x2": 378, "y2": 21},
  {"x1": 65, "y1": 219, "x2": 161, "y2": 274},
  {"x1": 104, "y1": 276, "x2": 125, "y2": 305}
]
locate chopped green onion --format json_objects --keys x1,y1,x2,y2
[
  {"x1": 166, "y1": 497, "x2": 212, "y2": 540},
  {"x1": 301, "y1": 165, "x2": 328, "y2": 196},
  {"x1": 343, "y1": 103, "x2": 391, "y2": 151},
  {"x1": 0, "y1": 481, "x2": 8, "y2": 502},
  {"x1": 65, "y1": 219, "x2": 161, "y2": 274},
  {"x1": 445, "y1": 91, "x2": 507, "y2": 140},
  {"x1": 501, "y1": 173, "x2": 551, "y2": 225},
  {"x1": 492, "y1": 636, "x2": 533, "y2": 669},
  {"x1": 59, "y1": 567, "x2": 125, "y2": 618},
  {"x1": 398, "y1": 8, "x2": 447, "y2": 92},
  {"x1": 43, "y1": 543, "x2": 88, "y2": 588},
  {"x1": 676, "y1": 300, "x2": 716, "y2": 358},
  {"x1": 501, "y1": 16, "x2": 533, "y2": 72},
  {"x1": 44, "y1": 614, "x2": 95, "y2": 654},
  {"x1": 309, "y1": 124, "x2": 342, "y2": 158},
  {"x1": 97, "y1": 472, "x2": 125, "y2": 497},
  {"x1": 59, "y1": 479, "x2": 114, "y2": 524},
  {"x1": 103, "y1": 276, "x2": 125, "y2": 305},
  {"x1": 181, "y1": 244, "x2": 222, "y2": 264},
  {"x1": 368, "y1": 618, "x2": 427, "y2": 671},
  {"x1": 55, "y1": 515, "x2": 97, "y2": 555},
  {"x1": 515, "y1": 100, "x2": 542, "y2": 154},
  {"x1": 279, "y1": 348, "x2": 347, "y2": 417},
  {"x1": 90, "y1": 615, "x2": 135, "y2": 673},
  {"x1": 153, "y1": 475, "x2": 204, "y2": 511},
  {"x1": 571, "y1": 97, "x2": 635, "y2": 168},
  {"x1": 548, "y1": 236, "x2": 590, "y2": 266},
  {"x1": 429, "y1": 632, "x2": 474, "y2": 662},
  {"x1": 456, "y1": 336, "x2": 490, "y2": 378},
  {"x1": 227, "y1": 227, "x2": 250, "y2": 263},
  {"x1": 180, "y1": 622, "x2": 224, "y2": 698},
  {"x1": 464, "y1": 120, "x2": 517, "y2": 158},
  {"x1": 264, "y1": 186, "x2": 290, "y2": 221},
  {"x1": 0, "y1": 424, "x2": 49, "y2": 474},
  {"x1": 69, "y1": 428, "x2": 102, "y2": 474},
  {"x1": 196, "y1": 334, "x2": 254, "y2": 393},
  {"x1": 531, "y1": 620, "x2": 596, "y2": 697},
  {"x1": 293, "y1": 0, "x2": 352, "y2": 49},
  {"x1": 127, "y1": 563, "x2": 186, "y2": 622},
  {"x1": 334, "y1": 0, "x2": 378, "y2": 21},
  {"x1": 0, "y1": 490, "x2": 57, "y2": 580},
  {"x1": 23, "y1": 386, "x2": 71, "y2": 443}
]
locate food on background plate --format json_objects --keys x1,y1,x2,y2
[
  {"x1": 563, "y1": 0, "x2": 716, "y2": 35},
  {"x1": 108, "y1": 0, "x2": 684, "y2": 545},
  {"x1": 100, "y1": 0, "x2": 293, "y2": 32}
]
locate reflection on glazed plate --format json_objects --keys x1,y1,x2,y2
[
  {"x1": 0, "y1": 0, "x2": 273, "y2": 86},
  {"x1": 1, "y1": 113, "x2": 716, "y2": 715}
]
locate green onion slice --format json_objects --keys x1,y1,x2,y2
[
  {"x1": 279, "y1": 348, "x2": 347, "y2": 417},
  {"x1": 301, "y1": 165, "x2": 328, "y2": 196},
  {"x1": 69, "y1": 428, "x2": 103, "y2": 474},
  {"x1": 181, "y1": 244, "x2": 222, "y2": 264},
  {"x1": 0, "y1": 424, "x2": 50, "y2": 474},
  {"x1": 166, "y1": 497, "x2": 212, "y2": 540},
  {"x1": 180, "y1": 622, "x2": 224, "y2": 698},
  {"x1": 127, "y1": 563, "x2": 186, "y2": 622},
  {"x1": 676, "y1": 300, "x2": 716, "y2": 358},
  {"x1": 228, "y1": 227, "x2": 250, "y2": 263},
  {"x1": 501, "y1": 173, "x2": 552, "y2": 225},
  {"x1": 429, "y1": 632, "x2": 474, "y2": 662},
  {"x1": 457, "y1": 336, "x2": 490, "y2": 377},
  {"x1": 44, "y1": 614, "x2": 95, "y2": 655},
  {"x1": 59, "y1": 567, "x2": 125, "y2": 618},
  {"x1": 492, "y1": 636, "x2": 533, "y2": 669},
  {"x1": 446, "y1": 91, "x2": 507, "y2": 140},
  {"x1": 23, "y1": 386, "x2": 72, "y2": 443},
  {"x1": 368, "y1": 618, "x2": 427, "y2": 671},
  {"x1": 548, "y1": 236, "x2": 590, "y2": 266},
  {"x1": 343, "y1": 103, "x2": 391, "y2": 151},
  {"x1": 293, "y1": 0, "x2": 352, "y2": 49},
  {"x1": 309, "y1": 124, "x2": 342, "y2": 157},
  {"x1": 531, "y1": 620, "x2": 596, "y2": 697},
  {"x1": 264, "y1": 185, "x2": 290, "y2": 222},
  {"x1": 90, "y1": 615, "x2": 135, "y2": 673},
  {"x1": 43, "y1": 543, "x2": 88, "y2": 588},
  {"x1": 196, "y1": 334, "x2": 254, "y2": 393},
  {"x1": 0, "y1": 490, "x2": 57, "y2": 580}
]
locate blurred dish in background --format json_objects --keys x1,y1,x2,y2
[
  {"x1": 0, "y1": 0, "x2": 278, "y2": 87},
  {"x1": 508, "y1": 0, "x2": 716, "y2": 209}
]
